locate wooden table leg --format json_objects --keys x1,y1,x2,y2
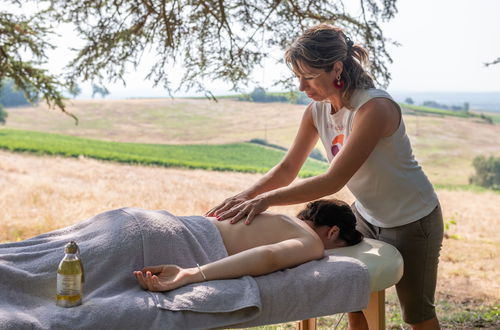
[
  {"x1": 298, "y1": 318, "x2": 316, "y2": 330},
  {"x1": 363, "y1": 290, "x2": 385, "y2": 330}
]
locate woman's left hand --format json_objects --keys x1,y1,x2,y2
[
  {"x1": 217, "y1": 195, "x2": 270, "y2": 225},
  {"x1": 134, "y1": 265, "x2": 194, "y2": 292}
]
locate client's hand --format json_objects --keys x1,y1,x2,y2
[{"x1": 134, "y1": 265, "x2": 196, "y2": 292}]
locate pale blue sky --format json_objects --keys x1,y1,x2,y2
[{"x1": 9, "y1": 0, "x2": 500, "y2": 98}]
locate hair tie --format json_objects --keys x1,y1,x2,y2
[{"x1": 346, "y1": 37, "x2": 354, "y2": 49}]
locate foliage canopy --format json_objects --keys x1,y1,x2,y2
[{"x1": 1, "y1": 0, "x2": 399, "y2": 117}]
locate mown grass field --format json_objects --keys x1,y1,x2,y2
[
  {"x1": 1, "y1": 98, "x2": 499, "y2": 329},
  {"x1": 0, "y1": 128, "x2": 327, "y2": 177}
]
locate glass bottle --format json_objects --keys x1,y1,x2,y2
[{"x1": 56, "y1": 241, "x2": 84, "y2": 307}]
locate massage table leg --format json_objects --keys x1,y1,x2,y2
[
  {"x1": 298, "y1": 317, "x2": 316, "y2": 330},
  {"x1": 297, "y1": 289, "x2": 386, "y2": 330},
  {"x1": 363, "y1": 290, "x2": 385, "y2": 330}
]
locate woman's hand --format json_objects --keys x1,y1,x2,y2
[
  {"x1": 216, "y1": 195, "x2": 270, "y2": 225},
  {"x1": 205, "y1": 192, "x2": 253, "y2": 218},
  {"x1": 134, "y1": 265, "x2": 198, "y2": 292}
]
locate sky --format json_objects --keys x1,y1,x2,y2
[
  {"x1": 9, "y1": 0, "x2": 500, "y2": 99},
  {"x1": 381, "y1": 0, "x2": 500, "y2": 93}
]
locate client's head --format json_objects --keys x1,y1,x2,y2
[{"x1": 297, "y1": 199, "x2": 363, "y2": 249}]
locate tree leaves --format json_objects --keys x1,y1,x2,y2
[{"x1": 1, "y1": 0, "x2": 398, "y2": 118}]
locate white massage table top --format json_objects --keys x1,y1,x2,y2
[{"x1": 326, "y1": 238, "x2": 404, "y2": 292}]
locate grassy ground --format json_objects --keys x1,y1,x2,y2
[{"x1": 1, "y1": 150, "x2": 498, "y2": 329}]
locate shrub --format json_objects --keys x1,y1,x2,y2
[
  {"x1": 248, "y1": 138, "x2": 287, "y2": 151},
  {"x1": 469, "y1": 155, "x2": 500, "y2": 190},
  {"x1": 0, "y1": 104, "x2": 7, "y2": 125},
  {"x1": 0, "y1": 78, "x2": 36, "y2": 107},
  {"x1": 309, "y1": 148, "x2": 327, "y2": 162}
]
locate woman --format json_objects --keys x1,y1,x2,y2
[
  {"x1": 134, "y1": 199, "x2": 363, "y2": 292},
  {"x1": 207, "y1": 24, "x2": 443, "y2": 330}
]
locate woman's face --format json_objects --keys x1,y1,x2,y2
[{"x1": 294, "y1": 61, "x2": 339, "y2": 101}]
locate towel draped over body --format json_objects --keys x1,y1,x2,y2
[{"x1": 0, "y1": 208, "x2": 370, "y2": 329}]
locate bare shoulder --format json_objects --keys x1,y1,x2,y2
[
  {"x1": 358, "y1": 97, "x2": 399, "y2": 118},
  {"x1": 356, "y1": 98, "x2": 400, "y2": 136}
]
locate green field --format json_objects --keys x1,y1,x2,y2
[
  {"x1": 0, "y1": 128, "x2": 329, "y2": 177},
  {"x1": 399, "y1": 102, "x2": 499, "y2": 124}
]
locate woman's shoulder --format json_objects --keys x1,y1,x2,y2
[{"x1": 350, "y1": 88, "x2": 395, "y2": 110}]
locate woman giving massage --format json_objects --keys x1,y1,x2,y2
[{"x1": 134, "y1": 199, "x2": 363, "y2": 292}]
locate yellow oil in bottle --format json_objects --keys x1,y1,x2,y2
[{"x1": 56, "y1": 241, "x2": 84, "y2": 307}]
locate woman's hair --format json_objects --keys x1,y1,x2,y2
[
  {"x1": 284, "y1": 23, "x2": 375, "y2": 109},
  {"x1": 297, "y1": 199, "x2": 363, "y2": 246}
]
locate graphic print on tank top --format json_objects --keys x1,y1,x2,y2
[{"x1": 331, "y1": 134, "x2": 344, "y2": 157}]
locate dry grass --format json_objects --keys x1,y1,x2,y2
[
  {"x1": 1, "y1": 150, "x2": 498, "y2": 305},
  {"x1": 4, "y1": 98, "x2": 305, "y2": 146}
]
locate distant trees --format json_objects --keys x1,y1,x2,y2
[
  {"x1": 404, "y1": 97, "x2": 414, "y2": 105},
  {"x1": 469, "y1": 155, "x2": 500, "y2": 190},
  {"x1": 422, "y1": 100, "x2": 470, "y2": 112},
  {"x1": 0, "y1": 104, "x2": 7, "y2": 124},
  {"x1": 68, "y1": 84, "x2": 82, "y2": 98},
  {"x1": 246, "y1": 87, "x2": 310, "y2": 104},
  {"x1": 249, "y1": 87, "x2": 287, "y2": 103},
  {"x1": 0, "y1": 79, "x2": 33, "y2": 107},
  {"x1": 91, "y1": 84, "x2": 110, "y2": 99}
]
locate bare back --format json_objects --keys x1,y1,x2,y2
[{"x1": 208, "y1": 213, "x2": 321, "y2": 255}]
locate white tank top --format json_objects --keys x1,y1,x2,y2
[{"x1": 311, "y1": 88, "x2": 438, "y2": 228}]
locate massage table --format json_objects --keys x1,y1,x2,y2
[
  {"x1": 0, "y1": 208, "x2": 403, "y2": 330},
  {"x1": 298, "y1": 238, "x2": 404, "y2": 330}
]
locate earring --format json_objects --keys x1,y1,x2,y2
[{"x1": 334, "y1": 75, "x2": 344, "y2": 89}]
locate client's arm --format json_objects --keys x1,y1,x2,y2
[{"x1": 134, "y1": 234, "x2": 324, "y2": 292}]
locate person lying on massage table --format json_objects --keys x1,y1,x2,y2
[{"x1": 134, "y1": 198, "x2": 363, "y2": 292}]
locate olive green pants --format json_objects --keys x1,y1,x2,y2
[{"x1": 352, "y1": 203, "x2": 444, "y2": 324}]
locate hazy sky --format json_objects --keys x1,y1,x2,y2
[
  {"x1": 381, "y1": 0, "x2": 500, "y2": 93},
  {"x1": 14, "y1": 0, "x2": 500, "y2": 98}
]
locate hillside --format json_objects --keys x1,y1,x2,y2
[{"x1": 4, "y1": 98, "x2": 500, "y2": 187}]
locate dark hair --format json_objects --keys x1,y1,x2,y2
[
  {"x1": 284, "y1": 23, "x2": 375, "y2": 109},
  {"x1": 297, "y1": 199, "x2": 363, "y2": 246}
]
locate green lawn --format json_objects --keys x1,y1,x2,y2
[{"x1": 0, "y1": 128, "x2": 329, "y2": 177}]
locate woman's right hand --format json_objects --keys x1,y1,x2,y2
[{"x1": 205, "y1": 192, "x2": 252, "y2": 218}]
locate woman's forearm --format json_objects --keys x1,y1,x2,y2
[
  {"x1": 264, "y1": 172, "x2": 345, "y2": 207},
  {"x1": 244, "y1": 162, "x2": 300, "y2": 198}
]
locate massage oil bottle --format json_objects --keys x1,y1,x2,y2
[{"x1": 56, "y1": 241, "x2": 84, "y2": 307}]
